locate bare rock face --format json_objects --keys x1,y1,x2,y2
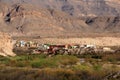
[{"x1": 0, "y1": 32, "x2": 16, "y2": 57}]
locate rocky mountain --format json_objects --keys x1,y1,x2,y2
[{"x1": 0, "y1": 0, "x2": 120, "y2": 37}]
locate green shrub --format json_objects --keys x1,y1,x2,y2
[
  {"x1": 53, "y1": 55, "x2": 79, "y2": 66},
  {"x1": 72, "y1": 64, "x2": 93, "y2": 72},
  {"x1": 15, "y1": 61, "x2": 30, "y2": 67},
  {"x1": 102, "y1": 54, "x2": 119, "y2": 63},
  {"x1": 31, "y1": 59, "x2": 57, "y2": 68},
  {"x1": 93, "y1": 64, "x2": 102, "y2": 71}
]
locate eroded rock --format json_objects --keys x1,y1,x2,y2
[{"x1": 0, "y1": 32, "x2": 16, "y2": 57}]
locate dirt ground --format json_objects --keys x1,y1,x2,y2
[{"x1": 32, "y1": 37, "x2": 120, "y2": 46}]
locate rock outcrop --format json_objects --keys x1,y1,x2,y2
[{"x1": 0, "y1": 32, "x2": 16, "y2": 57}]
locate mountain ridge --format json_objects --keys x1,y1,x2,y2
[{"x1": 0, "y1": 0, "x2": 120, "y2": 37}]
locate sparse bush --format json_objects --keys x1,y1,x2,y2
[
  {"x1": 31, "y1": 59, "x2": 57, "y2": 68},
  {"x1": 102, "y1": 53, "x2": 120, "y2": 63},
  {"x1": 0, "y1": 51, "x2": 120, "y2": 80},
  {"x1": 53, "y1": 55, "x2": 79, "y2": 66},
  {"x1": 0, "y1": 66, "x2": 120, "y2": 80},
  {"x1": 93, "y1": 64, "x2": 102, "y2": 71}
]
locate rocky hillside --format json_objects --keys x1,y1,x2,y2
[
  {"x1": 0, "y1": 0, "x2": 120, "y2": 37},
  {"x1": 0, "y1": 32, "x2": 15, "y2": 56}
]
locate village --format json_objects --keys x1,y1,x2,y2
[{"x1": 13, "y1": 40, "x2": 117, "y2": 55}]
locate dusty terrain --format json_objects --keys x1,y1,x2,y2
[{"x1": 30, "y1": 37, "x2": 120, "y2": 46}]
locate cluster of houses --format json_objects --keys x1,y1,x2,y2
[
  {"x1": 14, "y1": 40, "x2": 114, "y2": 55},
  {"x1": 15, "y1": 40, "x2": 39, "y2": 48}
]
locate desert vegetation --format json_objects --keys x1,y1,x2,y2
[{"x1": 0, "y1": 49, "x2": 120, "y2": 80}]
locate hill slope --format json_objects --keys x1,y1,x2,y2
[{"x1": 0, "y1": 0, "x2": 120, "y2": 37}]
